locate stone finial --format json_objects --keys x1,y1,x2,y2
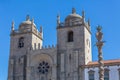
[
  {"x1": 26, "y1": 15, "x2": 30, "y2": 21},
  {"x1": 57, "y1": 14, "x2": 60, "y2": 26},
  {"x1": 31, "y1": 18, "x2": 34, "y2": 24},
  {"x1": 40, "y1": 26, "x2": 43, "y2": 33},
  {"x1": 88, "y1": 18, "x2": 90, "y2": 26},
  {"x1": 82, "y1": 10, "x2": 85, "y2": 18},
  {"x1": 82, "y1": 10, "x2": 85, "y2": 24},
  {"x1": 72, "y1": 8, "x2": 76, "y2": 14},
  {"x1": 11, "y1": 21, "x2": 14, "y2": 31}
]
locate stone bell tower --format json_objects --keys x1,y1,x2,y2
[
  {"x1": 8, "y1": 15, "x2": 43, "y2": 80},
  {"x1": 57, "y1": 8, "x2": 92, "y2": 80}
]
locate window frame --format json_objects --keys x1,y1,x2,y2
[
  {"x1": 18, "y1": 37, "x2": 24, "y2": 48},
  {"x1": 118, "y1": 68, "x2": 120, "y2": 80},
  {"x1": 68, "y1": 31, "x2": 74, "y2": 42},
  {"x1": 88, "y1": 70, "x2": 95, "y2": 80},
  {"x1": 104, "y1": 68, "x2": 110, "y2": 80}
]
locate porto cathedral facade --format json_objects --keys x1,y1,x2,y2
[{"x1": 8, "y1": 8, "x2": 120, "y2": 80}]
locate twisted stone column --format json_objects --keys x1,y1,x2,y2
[{"x1": 96, "y1": 26, "x2": 104, "y2": 80}]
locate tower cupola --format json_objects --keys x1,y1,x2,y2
[
  {"x1": 65, "y1": 8, "x2": 83, "y2": 26},
  {"x1": 57, "y1": 8, "x2": 90, "y2": 32},
  {"x1": 19, "y1": 15, "x2": 36, "y2": 32}
]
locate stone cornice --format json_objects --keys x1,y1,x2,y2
[
  {"x1": 56, "y1": 24, "x2": 91, "y2": 34},
  {"x1": 83, "y1": 59, "x2": 120, "y2": 68},
  {"x1": 10, "y1": 31, "x2": 43, "y2": 40}
]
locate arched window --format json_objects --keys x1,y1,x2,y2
[
  {"x1": 104, "y1": 68, "x2": 109, "y2": 80},
  {"x1": 18, "y1": 37, "x2": 24, "y2": 48},
  {"x1": 88, "y1": 70, "x2": 95, "y2": 80},
  {"x1": 68, "y1": 31, "x2": 73, "y2": 42},
  {"x1": 38, "y1": 43, "x2": 40, "y2": 49},
  {"x1": 86, "y1": 39, "x2": 88, "y2": 45},
  {"x1": 34, "y1": 43, "x2": 36, "y2": 50}
]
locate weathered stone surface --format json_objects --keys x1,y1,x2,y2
[{"x1": 8, "y1": 9, "x2": 91, "y2": 80}]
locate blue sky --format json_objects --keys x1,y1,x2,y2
[{"x1": 0, "y1": 0, "x2": 120, "y2": 79}]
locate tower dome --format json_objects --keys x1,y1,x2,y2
[
  {"x1": 65, "y1": 8, "x2": 83, "y2": 26},
  {"x1": 19, "y1": 15, "x2": 36, "y2": 32}
]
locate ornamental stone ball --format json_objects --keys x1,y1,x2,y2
[{"x1": 96, "y1": 26, "x2": 103, "y2": 41}]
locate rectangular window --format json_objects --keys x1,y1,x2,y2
[
  {"x1": 119, "y1": 71, "x2": 120, "y2": 80},
  {"x1": 104, "y1": 71, "x2": 109, "y2": 80},
  {"x1": 88, "y1": 71, "x2": 94, "y2": 80},
  {"x1": 89, "y1": 73, "x2": 94, "y2": 80}
]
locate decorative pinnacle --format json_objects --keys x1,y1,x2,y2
[
  {"x1": 57, "y1": 14, "x2": 60, "y2": 20},
  {"x1": 72, "y1": 8, "x2": 76, "y2": 14},
  {"x1": 57, "y1": 14, "x2": 60, "y2": 26},
  {"x1": 40, "y1": 26, "x2": 43, "y2": 33},
  {"x1": 11, "y1": 21, "x2": 14, "y2": 31},
  {"x1": 82, "y1": 10, "x2": 85, "y2": 18},
  {"x1": 26, "y1": 15, "x2": 30, "y2": 21},
  {"x1": 88, "y1": 18, "x2": 90, "y2": 26},
  {"x1": 31, "y1": 18, "x2": 34, "y2": 24}
]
